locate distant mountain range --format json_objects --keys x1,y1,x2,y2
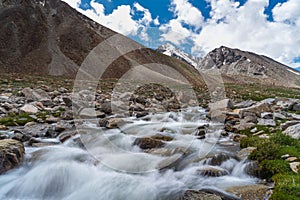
[{"x1": 157, "y1": 43, "x2": 300, "y2": 88}]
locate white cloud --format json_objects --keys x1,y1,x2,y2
[
  {"x1": 191, "y1": 0, "x2": 300, "y2": 67},
  {"x1": 159, "y1": 19, "x2": 191, "y2": 45},
  {"x1": 169, "y1": 0, "x2": 204, "y2": 30},
  {"x1": 273, "y1": 0, "x2": 300, "y2": 27},
  {"x1": 62, "y1": 0, "x2": 157, "y2": 38}
]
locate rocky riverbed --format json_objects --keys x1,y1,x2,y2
[{"x1": 0, "y1": 83, "x2": 300, "y2": 199}]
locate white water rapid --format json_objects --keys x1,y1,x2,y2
[{"x1": 0, "y1": 107, "x2": 259, "y2": 200}]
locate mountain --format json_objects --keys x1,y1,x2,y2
[
  {"x1": 157, "y1": 43, "x2": 199, "y2": 68},
  {"x1": 197, "y1": 46, "x2": 300, "y2": 87},
  {"x1": 0, "y1": 0, "x2": 204, "y2": 87}
]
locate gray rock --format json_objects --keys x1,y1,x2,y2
[
  {"x1": 261, "y1": 98, "x2": 276, "y2": 105},
  {"x1": 99, "y1": 118, "x2": 126, "y2": 129},
  {"x1": 226, "y1": 184, "x2": 270, "y2": 200},
  {"x1": 79, "y1": 108, "x2": 105, "y2": 119},
  {"x1": 180, "y1": 190, "x2": 222, "y2": 200},
  {"x1": 61, "y1": 110, "x2": 74, "y2": 120},
  {"x1": 236, "y1": 147, "x2": 256, "y2": 160},
  {"x1": 133, "y1": 137, "x2": 165, "y2": 149},
  {"x1": 260, "y1": 112, "x2": 273, "y2": 119},
  {"x1": 21, "y1": 87, "x2": 50, "y2": 101},
  {"x1": 233, "y1": 120, "x2": 255, "y2": 131},
  {"x1": 284, "y1": 123, "x2": 300, "y2": 139},
  {"x1": 280, "y1": 121, "x2": 300, "y2": 131},
  {"x1": 234, "y1": 100, "x2": 256, "y2": 109},
  {"x1": 292, "y1": 103, "x2": 300, "y2": 111},
  {"x1": 196, "y1": 166, "x2": 229, "y2": 177},
  {"x1": 0, "y1": 139, "x2": 25, "y2": 174},
  {"x1": 209, "y1": 99, "x2": 234, "y2": 110},
  {"x1": 239, "y1": 102, "x2": 271, "y2": 118},
  {"x1": 101, "y1": 101, "x2": 112, "y2": 114},
  {"x1": 62, "y1": 96, "x2": 73, "y2": 107},
  {"x1": 20, "y1": 104, "x2": 38, "y2": 114},
  {"x1": 273, "y1": 112, "x2": 286, "y2": 120},
  {"x1": 257, "y1": 118, "x2": 276, "y2": 127}
]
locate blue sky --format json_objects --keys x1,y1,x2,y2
[{"x1": 64, "y1": 0, "x2": 300, "y2": 69}]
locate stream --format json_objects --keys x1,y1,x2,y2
[{"x1": 0, "y1": 107, "x2": 260, "y2": 200}]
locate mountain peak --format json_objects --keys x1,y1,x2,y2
[
  {"x1": 198, "y1": 46, "x2": 300, "y2": 87},
  {"x1": 157, "y1": 43, "x2": 199, "y2": 67}
]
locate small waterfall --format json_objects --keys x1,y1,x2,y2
[{"x1": 0, "y1": 107, "x2": 260, "y2": 200}]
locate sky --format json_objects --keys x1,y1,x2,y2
[{"x1": 63, "y1": 0, "x2": 300, "y2": 69}]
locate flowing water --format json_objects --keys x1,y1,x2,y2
[{"x1": 0, "y1": 107, "x2": 259, "y2": 200}]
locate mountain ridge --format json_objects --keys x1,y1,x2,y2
[
  {"x1": 158, "y1": 43, "x2": 300, "y2": 88},
  {"x1": 0, "y1": 0, "x2": 205, "y2": 88}
]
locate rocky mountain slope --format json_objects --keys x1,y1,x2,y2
[
  {"x1": 0, "y1": 0, "x2": 203, "y2": 87},
  {"x1": 198, "y1": 46, "x2": 300, "y2": 87},
  {"x1": 157, "y1": 43, "x2": 300, "y2": 88}
]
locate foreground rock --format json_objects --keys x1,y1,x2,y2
[
  {"x1": 133, "y1": 137, "x2": 165, "y2": 149},
  {"x1": 226, "y1": 184, "x2": 270, "y2": 200},
  {"x1": 180, "y1": 190, "x2": 222, "y2": 200},
  {"x1": 0, "y1": 139, "x2": 25, "y2": 174},
  {"x1": 283, "y1": 123, "x2": 300, "y2": 139},
  {"x1": 181, "y1": 189, "x2": 241, "y2": 200}
]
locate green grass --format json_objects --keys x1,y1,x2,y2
[
  {"x1": 225, "y1": 83, "x2": 300, "y2": 101},
  {"x1": 0, "y1": 113, "x2": 35, "y2": 126},
  {"x1": 240, "y1": 131, "x2": 300, "y2": 199},
  {"x1": 271, "y1": 174, "x2": 300, "y2": 200}
]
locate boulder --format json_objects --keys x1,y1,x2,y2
[
  {"x1": 101, "y1": 102, "x2": 112, "y2": 114},
  {"x1": 226, "y1": 184, "x2": 270, "y2": 200},
  {"x1": 236, "y1": 147, "x2": 256, "y2": 160},
  {"x1": 208, "y1": 153, "x2": 231, "y2": 166},
  {"x1": 260, "y1": 112, "x2": 273, "y2": 119},
  {"x1": 244, "y1": 161, "x2": 260, "y2": 177},
  {"x1": 273, "y1": 112, "x2": 286, "y2": 120},
  {"x1": 180, "y1": 190, "x2": 222, "y2": 200},
  {"x1": 21, "y1": 87, "x2": 50, "y2": 101},
  {"x1": 230, "y1": 134, "x2": 248, "y2": 143},
  {"x1": 79, "y1": 108, "x2": 105, "y2": 119},
  {"x1": 280, "y1": 121, "x2": 300, "y2": 131},
  {"x1": 257, "y1": 119, "x2": 276, "y2": 127},
  {"x1": 290, "y1": 162, "x2": 300, "y2": 173},
  {"x1": 238, "y1": 102, "x2": 271, "y2": 118},
  {"x1": 233, "y1": 121, "x2": 255, "y2": 131},
  {"x1": 99, "y1": 118, "x2": 126, "y2": 129},
  {"x1": 0, "y1": 139, "x2": 25, "y2": 174},
  {"x1": 283, "y1": 123, "x2": 300, "y2": 139},
  {"x1": 62, "y1": 96, "x2": 73, "y2": 107},
  {"x1": 209, "y1": 99, "x2": 234, "y2": 110},
  {"x1": 20, "y1": 104, "x2": 38, "y2": 114},
  {"x1": 196, "y1": 166, "x2": 229, "y2": 177},
  {"x1": 133, "y1": 137, "x2": 165, "y2": 149},
  {"x1": 292, "y1": 103, "x2": 300, "y2": 111},
  {"x1": 234, "y1": 100, "x2": 256, "y2": 109}
]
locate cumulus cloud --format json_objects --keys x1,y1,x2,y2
[
  {"x1": 62, "y1": 0, "x2": 157, "y2": 38},
  {"x1": 191, "y1": 0, "x2": 300, "y2": 67},
  {"x1": 159, "y1": 0, "x2": 203, "y2": 46}
]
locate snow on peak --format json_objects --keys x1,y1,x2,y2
[
  {"x1": 287, "y1": 68, "x2": 300, "y2": 76},
  {"x1": 157, "y1": 43, "x2": 198, "y2": 68}
]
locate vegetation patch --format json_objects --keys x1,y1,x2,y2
[{"x1": 240, "y1": 131, "x2": 300, "y2": 199}]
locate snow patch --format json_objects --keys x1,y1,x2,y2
[
  {"x1": 287, "y1": 68, "x2": 300, "y2": 76},
  {"x1": 158, "y1": 43, "x2": 198, "y2": 67},
  {"x1": 247, "y1": 59, "x2": 251, "y2": 62}
]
